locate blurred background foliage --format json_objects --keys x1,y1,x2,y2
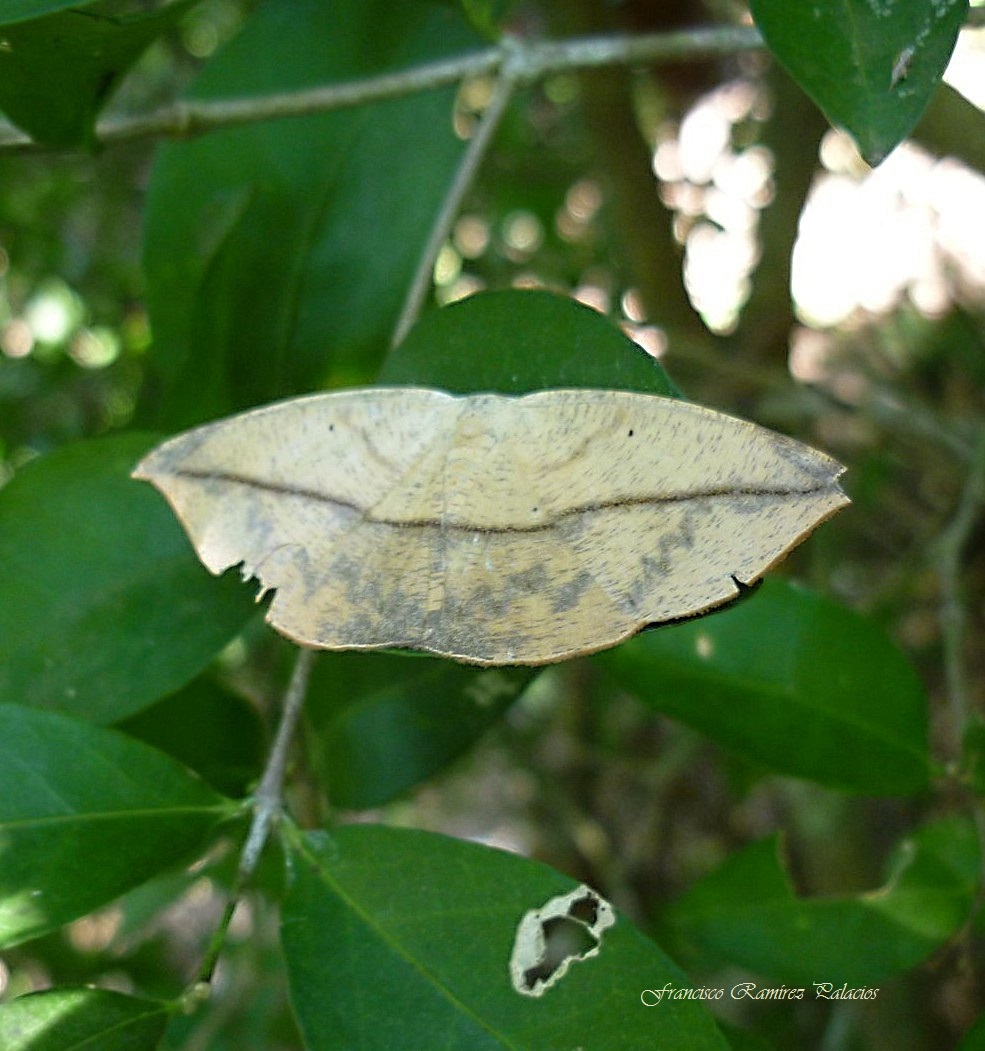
[{"x1": 1, "y1": 0, "x2": 984, "y2": 1048}]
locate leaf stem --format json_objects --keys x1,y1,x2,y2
[
  {"x1": 936, "y1": 425, "x2": 985, "y2": 749},
  {"x1": 195, "y1": 645, "x2": 315, "y2": 985},
  {"x1": 0, "y1": 25, "x2": 762, "y2": 153},
  {"x1": 390, "y1": 40, "x2": 521, "y2": 348}
]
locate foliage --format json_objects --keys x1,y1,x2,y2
[{"x1": 1, "y1": 1, "x2": 983, "y2": 1049}]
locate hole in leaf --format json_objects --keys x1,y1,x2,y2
[{"x1": 509, "y1": 884, "x2": 615, "y2": 997}]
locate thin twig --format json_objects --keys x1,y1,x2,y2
[
  {"x1": 0, "y1": 25, "x2": 763, "y2": 154},
  {"x1": 389, "y1": 25, "x2": 762, "y2": 346},
  {"x1": 239, "y1": 646, "x2": 315, "y2": 876},
  {"x1": 796, "y1": 383, "x2": 975, "y2": 462},
  {"x1": 391, "y1": 43, "x2": 522, "y2": 348},
  {"x1": 936, "y1": 425, "x2": 985, "y2": 745},
  {"x1": 196, "y1": 645, "x2": 315, "y2": 985}
]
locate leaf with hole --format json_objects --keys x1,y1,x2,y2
[{"x1": 281, "y1": 825, "x2": 730, "y2": 1050}]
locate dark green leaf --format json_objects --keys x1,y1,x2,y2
[
  {"x1": 0, "y1": 705, "x2": 233, "y2": 948},
  {"x1": 117, "y1": 676, "x2": 266, "y2": 796},
  {"x1": 141, "y1": 0, "x2": 483, "y2": 428},
  {"x1": 0, "y1": 988, "x2": 169, "y2": 1051},
  {"x1": 282, "y1": 825, "x2": 729, "y2": 1050},
  {"x1": 717, "y1": 1021, "x2": 776, "y2": 1051},
  {"x1": 600, "y1": 578, "x2": 929, "y2": 795},
  {"x1": 751, "y1": 0, "x2": 968, "y2": 164},
  {"x1": 957, "y1": 1010, "x2": 985, "y2": 1051},
  {"x1": 665, "y1": 817, "x2": 980, "y2": 986},
  {"x1": 0, "y1": 1, "x2": 94, "y2": 26},
  {"x1": 381, "y1": 287, "x2": 678, "y2": 395},
  {"x1": 0, "y1": 434, "x2": 257, "y2": 722},
  {"x1": 306, "y1": 652, "x2": 535, "y2": 808},
  {"x1": 0, "y1": 2, "x2": 199, "y2": 149}
]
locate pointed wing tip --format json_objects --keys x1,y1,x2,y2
[
  {"x1": 131, "y1": 446, "x2": 161, "y2": 483},
  {"x1": 820, "y1": 456, "x2": 850, "y2": 506},
  {"x1": 131, "y1": 443, "x2": 175, "y2": 484},
  {"x1": 832, "y1": 476, "x2": 851, "y2": 510}
]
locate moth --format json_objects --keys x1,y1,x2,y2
[{"x1": 134, "y1": 388, "x2": 848, "y2": 665}]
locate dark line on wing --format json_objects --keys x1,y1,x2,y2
[{"x1": 173, "y1": 467, "x2": 834, "y2": 536}]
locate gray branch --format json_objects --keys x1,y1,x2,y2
[{"x1": 0, "y1": 25, "x2": 763, "y2": 153}]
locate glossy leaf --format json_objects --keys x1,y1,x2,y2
[
  {"x1": 306, "y1": 653, "x2": 536, "y2": 808},
  {"x1": 281, "y1": 825, "x2": 729, "y2": 1050},
  {"x1": 380, "y1": 287, "x2": 678, "y2": 395},
  {"x1": 751, "y1": 0, "x2": 968, "y2": 164},
  {"x1": 0, "y1": 988, "x2": 169, "y2": 1051},
  {"x1": 117, "y1": 677, "x2": 266, "y2": 797},
  {"x1": 0, "y1": 705, "x2": 232, "y2": 948},
  {"x1": 0, "y1": 0, "x2": 94, "y2": 25},
  {"x1": 142, "y1": 0, "x2": 483, "y2": 428},
  {"x1": 601, "y1": 578, "x2": 929, "y2": 795},
  {"x1": 0, "y1": 434, "x2": 257, "y2": 722},
  {"x1": 665, "y1": 817, "x2": 980, "y2": 986},
  {"x1": 0, "y1": 1, "x2": 199, "y2": 148}
]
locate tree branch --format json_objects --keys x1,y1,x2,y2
[
  {"x1": 936, "y1": 426, "x2": 985, "y2": 749},
  {"x1": 0, "y1": 25, "x2": 763, "y2": 153},
  {"x1": 391, "y1": 41, "x2": 522, "y2": 347},
  {"x1": 195, "y1": 645, "x2": 315, "y2": 986}
]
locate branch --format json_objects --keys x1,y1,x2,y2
[
  {"x1": 936, "y1": 426, "x2": 985, "y2": 749},
  {"x1": 195, "y1": 645, "x2": 315, "y2": 986},
  {"x1": 0, "y1": 25, "x2": 763, "y2": 153},
  {"x1": 388, "y1": 26, "x2": 763, "y2": 345},
  {"x1": 391, "y1": 41, "x2": 523, "y2": 347}
]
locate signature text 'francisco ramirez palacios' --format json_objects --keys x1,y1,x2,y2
[{"x1": 640, "y1": 982, "x2": 879, "y2": 1006}]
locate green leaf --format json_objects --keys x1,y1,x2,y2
[
  {"x1": 751, "y1": 0, "x2": 968, "y2": 164},
  {"x1": 141, "y1": 0, "x2": 484, "y2": 428},
  {"x1": 600, "y1": 578, "x2": 929, "y2": 795},
  {"x1": 281, "y1": 825, "x2": 729, "y2": 1050},
  {"x1": 665, "y1": 817, "x2": 980, "y2": 986},
  {"x1": 0, "y1": 1, "x2": 93, "y2": 26},
  {"x1": 381, "y1": 288, "x2": 679, "y2": 395},
  {"x1": 0, "y1": 434, "x2": 257, "y2": 722},
  {"x1": 0, "y1": 1, "x2": 200, "y2": 149},
  {"x1": 957, "y1": 1009, "x2": 985, "y2": 1051},
  {"x1": 0, "y1": 988, "x2": 169, "y2": 1051},
  {"x1": 117, "y1": 677, "x2": 266, "y2": 797},
  {"x1": 0, "y1": 705, "x2": 232, "y2": 948},
  {"x1": 306, "y1": 653, "x2": 536, "y2": 808},
  {"x1": 717, "y1": 1022, "x2": 775, "y2": 1051}
]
